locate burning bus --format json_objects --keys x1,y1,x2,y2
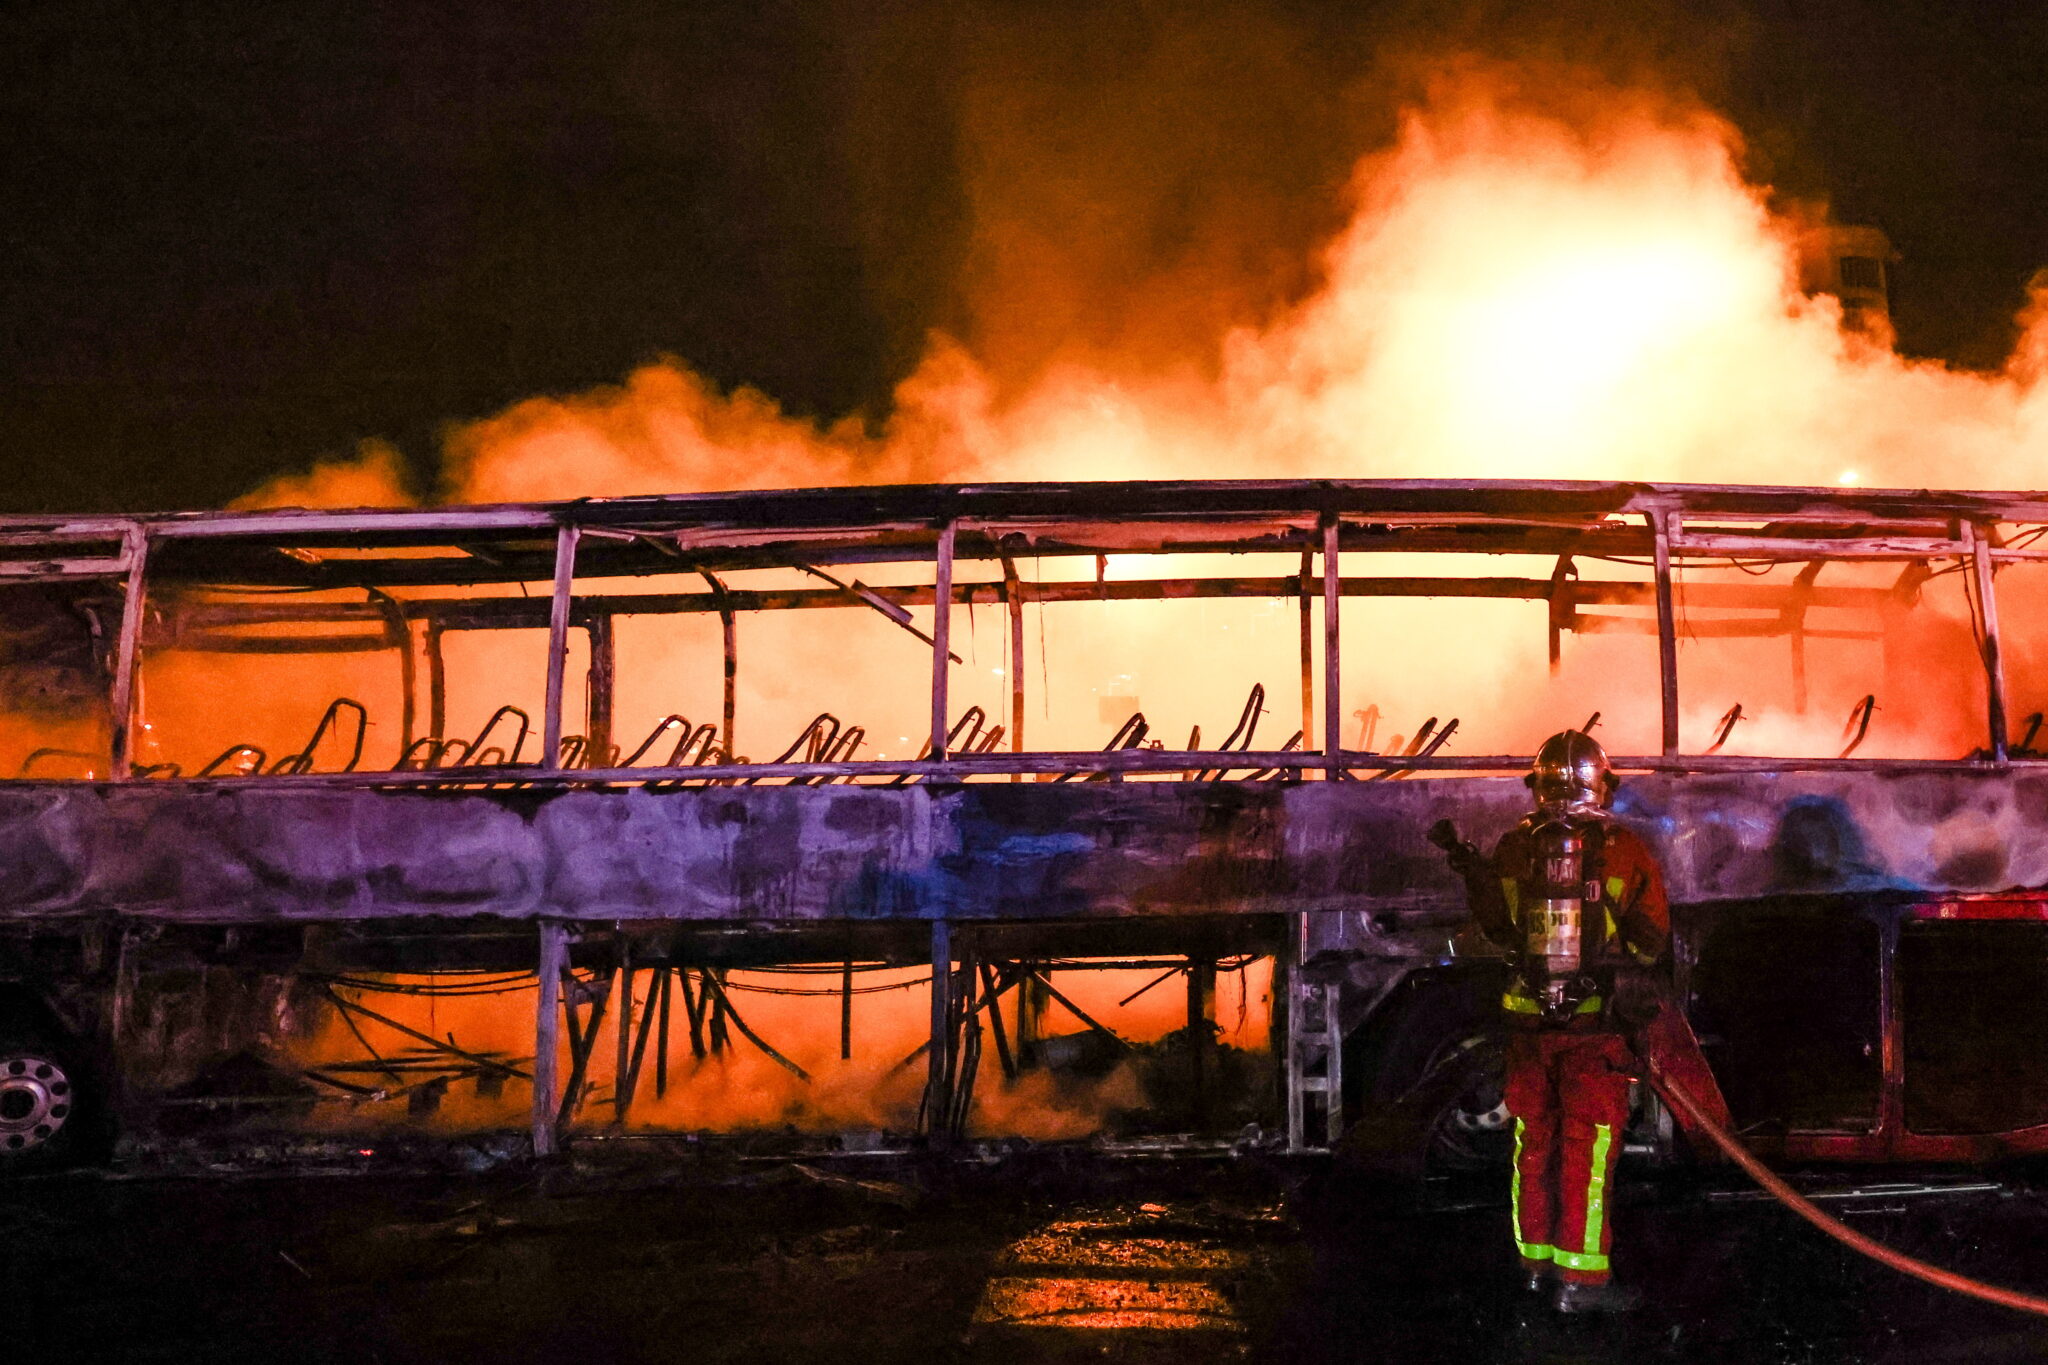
[{"x1": 5, "y1": 477, "x2": 2048, "y2": 1175}]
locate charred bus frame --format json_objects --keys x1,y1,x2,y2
[{"x1": 2, "y1": 478, "x2": 2046, "y2": 1163}]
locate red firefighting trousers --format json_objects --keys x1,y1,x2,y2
[{"x1": 1503, "y1": 1029, "x2": 1635, "y2": 1285}]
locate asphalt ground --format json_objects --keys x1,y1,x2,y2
[{"x1": 10, "y1": 1150, "x2": 2048, "y2": 1363}]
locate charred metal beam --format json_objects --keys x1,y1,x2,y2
[
  {"x1": 924, "y1": 918, "x2": 951, "y2": 1146},
  {"x1": 798, "y1": 562, "x2": 962, "y2": 661},
  {"x1": 110, "y1": 527, "x2": 149, "y2": 779},
  {"x1": 840, "y1": 954, "x2": 854, "y2": 1060},
  {"x1": 1187, "y1": 957, "x2": 1215, "y2": 1129},
  {"x1": 1968, "y1": 521, "x2": 2010, "y2": 761},
  {"x1": 541, "y1": 523, "x2": 580, "y2": 769},
  {"x1": 532, "y1": 923, "x2": 566, "y2": 1152},
  {"x1": 678, "y1": 969, "x2": 707, "y2": 1060},
  {"x1": 1028, "y1": 970, "x2": 1128, "y2": 1051},
  {"x1": 620, "y1": 963, "x2": 664, "y2": 1117},
  {"x1": 654, "y1": 965, "x2": 673, "y2": 1097},
  {"x1": 613, "y1": 935, "x2": 632, "y2": 1122},
  {"x1": 586, "y1": 614, "x2": 615, "y2": 768},
  {"x1": 1652, "y1": 509, "x2": 1680, "y2": 757},
  {"x1": 1298, "y1": 551, "x2": 1315, "y2": 755},
  {"x1": 978, "y1": 959, "x2": 1016, "y2": 1081},
  {"x1": 425, "y1": 619, "x2": 448, "y2": 743},
  {"x1": 929, "y1": 521, "x2": 956, "y2": 762},
  {"x1": 153, "y1": 576, "x2": 1901, "y2": 633},
  {"x1": 1784, "y1": 561, "x2": 1825, "y2": 714},
  {"x1": 555, "y1": 965, "x2": 610, "y2": 1128},
  {"x1": 320, "y1": 987, "x2": 528, "y2": 1080},
  {"x1": 696, "y1": 570, "x2": 738, "y2": 760},
  {"x1": 696, "y1": 969, "x2": 808, "y2": 1078},
  {"x1": 1547, "y1": 555, "x2": 1575, "y2": 675},
  {"x1": 1322, "y1": 517, "x2": 1341, "y2": 780},
  {"x1": 44, "y1": 742, "x2": 2048, "y2": 794},
  {"x1": 367, "y1": 589, "x2": 417, "y2": 753},
  {"x1": 1001, "y1": 556, "x2": 1026, "y2": 776}
]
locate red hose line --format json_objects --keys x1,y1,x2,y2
[{"x1": 1647, "y1": 1064, "x2": 2048, "y2": 1318}]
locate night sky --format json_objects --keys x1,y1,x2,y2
[{"x1": 2, "y1": 0, "x2": 2044, "y2": 514}]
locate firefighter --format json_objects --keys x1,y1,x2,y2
[{"x1": 1435, "y1": 729, "x2": 1670, "y2": 1314}]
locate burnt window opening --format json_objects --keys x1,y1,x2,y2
[
  {"x1": 1687, "y1": 899, "x2": 1883, "y2": 1134},
  {"x1": 1900, "y1": 920, "x2": 2048, "y2": 1136}
]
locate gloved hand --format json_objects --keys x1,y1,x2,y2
[
  {"x1": 1610, "y1": 965, "x2": 1667, "y2": 1030},
  {"x1": 1427, "y1": 818, "x2": 1486, "y2": 876}
]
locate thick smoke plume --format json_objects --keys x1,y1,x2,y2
[{"x1": 242, "y1": 66, "x2": 2047, "y2": 507}]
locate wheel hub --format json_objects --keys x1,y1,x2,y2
[
  {"x1": 1451, "y1": 1097, "x2": 1509, "y2": 1134},
  {"x1": 0, "y1": 1053, "x2": 72, "y2": 1154}
]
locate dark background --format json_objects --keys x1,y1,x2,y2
[{"x1": 2, "y1": 0, "x2": 2044, "y2": 514}]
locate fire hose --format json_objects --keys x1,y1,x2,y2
[{"x1": 1644, "y1": 1059, "x2": 2048, "y2": 1317}]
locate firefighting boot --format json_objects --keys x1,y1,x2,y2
[
  {"x1": 1552, "y1": 1279, "x2": 1643, "y2": 1315},
  {"x1": 1522, "y1": 1266, "x2": 1552, "y2": 1295}
]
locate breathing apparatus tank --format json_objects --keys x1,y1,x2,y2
[
  {"x1": 1519, "y1": 730, "x2": 1616, "y2": 1019},
  {"x1": 1523, "y1": 813, "x2": 1596, "y2": 1015}
]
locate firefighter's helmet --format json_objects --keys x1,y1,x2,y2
[{"x1": 1526, "y1": 730, "x2": 1614, "y2": 812}]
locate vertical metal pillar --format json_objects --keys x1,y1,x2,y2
[
  {"x1": 532, "y1": 921, "x2": 568, "y2": 1157},
  {"x1": 1967, "y1": 521, "x2": 2010, "y2": 760},
  {"x1": 425, "y1": 620, "x2": 448, "y2": 742},
  {"x1": 655, "y1": 966, "x2": 673, "y2": 1097},
  {"x1": 586, "y1": 614, "x2": 615, "y2": 767},
  {"x1": 1186, "y1": 957, "x2": 1215, "y2": 1129},
  {"x1": 542, "y1": 522, "x2": 581, "y2": 769},
  {"x1": 1546, "y1": 555, "x2": 1574, "y2": 677},
  {"x1": 1651, "y1": 509, "x2": 1680, "y2": 757},
  {"x1": 1002, "y1": 556, "x2": 1026, "y2": 779},
  {"x1": 1016, "y1": 964, "x2": 1043, "y2": 1065},
  {"x1": 929, "y1": 521, "x2": 956, "y2": 762},
  {"x1": 1786, "y1": 561, "x2": 1822, "y2": 716},
  {"x1": 367, "y1": 592, "x2": 417, "y2": 754},
  {"x1": 925, "y1": 918, "x2": 952, "y2": 1144},
  {"x1": 613, "y1": 933, "x2": 633, "y2": 1122},
  {"x1": 695, "y1": 570, "x2": 738, "y2": 759},
  {"x1": 840, "y1": 954, "x2": 854, "y2": 1060},
  {"x1": 1322, "y1": 517, "x2": 1342, "y2": 779},
  {"x1": 109, "y1": 526, "x2": 149, "y2": 779},
  {"x1": 1298, "y1": 550, "x2": 1315, "y2": 749}
]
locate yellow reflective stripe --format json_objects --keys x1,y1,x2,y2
[
  {"x1": 1512, "y1": 1118, "x2": 1554, "y2": 1262},
  {"x1": 1604, "y1": 875, "x2": 1625, "y2": 942},
  {"x1": 1553, "y1": 1248, "x2": 1610, "y2": 1273},
  {"x1": 1604, "y1": 875, "x2": 1625, "y2": 901},
  {"x1": 1502, "y1": 878, "x2": 1520, "y2": 918},
  {"x1": 1502, "y1": 992, "x2": 1603, "y2": 1015},
  {"x1": 1511, "y1": 1118, "x2": 1527, "y2": 1246},
  {"x1": 1582, "y1": 1121, "x2": 1614, "y2": 1259}
]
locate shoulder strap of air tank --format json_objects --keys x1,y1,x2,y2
[{"x1": 1583, "y1": 816, "x2": 1611, "y2": 959}]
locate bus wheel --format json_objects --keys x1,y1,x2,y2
[
  {"x1": 1420, "y1": 1034, "x2": 1512, "y2": 1173},
  {"x1": 0, "y1": 1041, "x2": 79, "y2": 1168}
]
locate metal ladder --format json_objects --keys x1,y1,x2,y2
[{"x1": 1284, "y1": 974, "x2": 1344, "y2": 1152}]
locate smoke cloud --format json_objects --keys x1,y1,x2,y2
[{"x1": 236, "y1": 62, "x2": 2046, "y2": 510}]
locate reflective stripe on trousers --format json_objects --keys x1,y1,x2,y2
[
  {"x1": 1502, "y1": 1031, "x2": 1633, "y2": 1284},
  {"x1": 1512, "y1": 1117, "x2": 1554, "y2": 1263}
]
